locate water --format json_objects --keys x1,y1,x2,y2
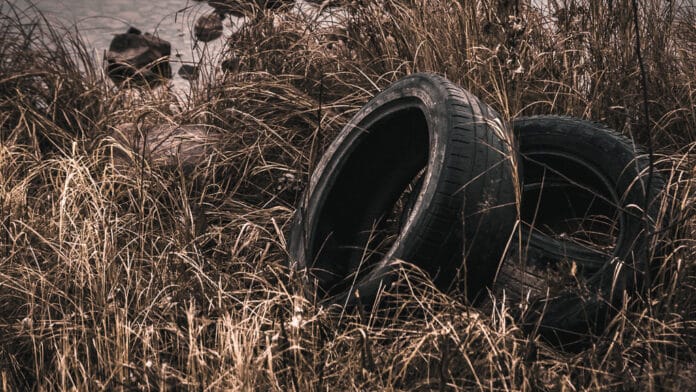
[
  {"x1": 9, "y1": 0, "x2": 238, "y2": 89},
  {"x1": 8, "y1": 0, "x2": 339, "y2": 98}
]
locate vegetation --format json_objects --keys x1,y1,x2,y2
[{"x1": 1, "y1": 0, "x2": 694, "y2": 390}]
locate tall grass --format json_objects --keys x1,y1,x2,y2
[{"x1": 0, "y1": 0, "x2": 695, "y2": 390}]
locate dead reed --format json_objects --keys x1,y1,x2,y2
[{"x1": 0, "y1": 0, "x2": 694, "y2": 390}]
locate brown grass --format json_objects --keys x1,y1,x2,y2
[{"x1": 1, "y1": 0, "x2": 695, "y2": 390}]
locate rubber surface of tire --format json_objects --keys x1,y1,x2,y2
[
  {"x1": 288, "y1": 73, "x2": 518, "y2": 306},
  {"x1": 513, "y1": 115, "x2": 664, "y2": 349}
]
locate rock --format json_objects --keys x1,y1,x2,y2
[
  {"x1": 303, "y1": 0, "x2": 345, "y2": 6},
  {"x1": 207, "y1": 0, "x2": 294, "y2": 17},
  {"x1": 208, "y1": 1, "x2": 249, "y2": 18},
  {"x1": 125, "y1": 26, "x2": 141, "y2": 35},
  {"x1": 111, "y1": 123, "x2": 216, "y2": 172},
  {"x1": 263, "y1": 0, "x2": 294, "y2": 10},
  {"x1": 194, "y1": 12, "x2": 224, "y2": 42},
  {"x1": 221, "y1": 56, "x2": 240, "y2": 72},
  {"x1": 178, "y1": 64, "x2": 199, "y2": 80},
  {"x1": 105, "y1": 27, "x2": 172, "y2": 87}
]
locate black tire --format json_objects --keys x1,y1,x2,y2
[
  {"x1": 509, "y1": 115, "x2": 664, "y2": 349},
  {"x1": 288, "y1": 73, "x2": 518, "y2": 306}
]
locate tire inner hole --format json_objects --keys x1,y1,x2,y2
[
  {"x1": 311, "y1": 107, "x2": 429, "y2": 297},
  {"x1": 520, "y1": 152, "x2": 621, "y2": 278}
]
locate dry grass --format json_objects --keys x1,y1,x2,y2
[{"x1": 1, "y1": 0, "x2": 695, "y2": 390}]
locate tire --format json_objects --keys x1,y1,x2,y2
[
  {"x1": 509, "y1": 116, "x2": 664, "y2": 349},
  {"x1": 288, "y1": 73, "x2": 518, "y2": 306}
]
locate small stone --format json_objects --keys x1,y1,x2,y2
[
  {"x1": 194, "y1": 12, "x2": 224, "y2": 43},
  {"x1": 263, "y1": 0, "x2": 295, "y2": 10},
  {"x1": 221, "y1": 56, "x2": 240, "y2": 72},
  {"x1": 208, "y1": 0, "x2": 294, "y2": 17},
  {"x1": 178, "y1": 64, "x2": 199, "y2": 80},
  {"x1": 208, "y1": 1, "x2": 248, "y2": 18}
]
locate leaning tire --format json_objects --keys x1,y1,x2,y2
[
  {"x1": 509, "y1": 115, "x2": 664, "y2": 349},
  {"x1": 288, "y1": 73, "x2": 518, "y2": 306}
]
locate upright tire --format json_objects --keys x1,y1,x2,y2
[
  {"x1": 288, "y1": 73, "x2": 518, "y2": 306},
  {"x1": 510, "y1": 116, "x2": 664, "y2": 349}
]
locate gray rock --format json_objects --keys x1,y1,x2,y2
[
  {"x1": 221, "y1": 56, "x2": 240, "y2": 72},
  {"x1": 262, "y1": 0, "x2": 295, "y2": 10},
  {"x1": 208, "y1": 0, "x2": 294, "y2": 17},
  {"x1": 208, "y1": 1, "x2": 248, "y2": 18},
  {"x1": 111, "y1": 123, "x2": 216, "y2": 172},
  {"x1": 178, "y1": 64, "x2": 199, "y2": 80},
  {"x1": 194, "y1": 12, "x2": 224, "y2": 42},
  {"x1": 105, "y1": 27, "x2": 172, "y2": 87}
]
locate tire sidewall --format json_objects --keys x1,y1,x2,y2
[{"x1": 290, "y1": 74, "x2": 455, "y2": 296}]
